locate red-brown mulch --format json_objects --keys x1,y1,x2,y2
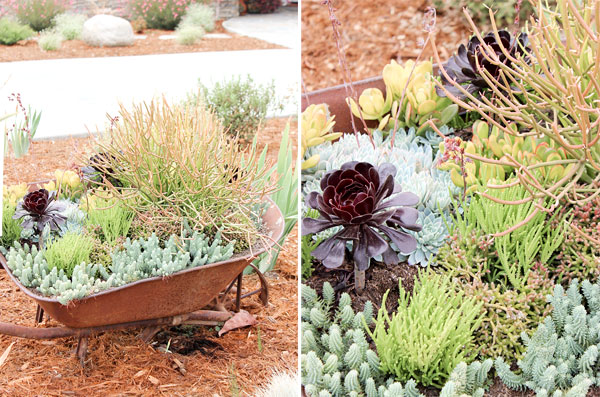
[
  {"x1": 301, "y1": 0, "x2": 470, "y2": 92},
  {"x1": 0, "y1": 21, "x2": 282, "y2": 63},
  {"x1": 0, "y1": 117, "x2": 298, "y2": 396}
]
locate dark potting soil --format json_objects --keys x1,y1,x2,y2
[
  {"x1": 153, "y1": 325, "x2": 224, "y2": 356},
  {"x1": 305, "y1": 260, "x2": 420, "y2": 315}
]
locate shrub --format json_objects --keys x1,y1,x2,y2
[
  {"x1": 190, "y1": 75, "x2": 281, "y2": 140},
  {"x1": 180, "y1": 3, "x2": 215, "y2": 32},
  {"x1": 44, "y1": 232, "x2": 94, "y2": 277},
  {"x1": 175, "y1": 24, "x2": 204, "y2": 45},
  {"x1": 0, "y1": 17, "x2": 34, "y2": 45},
  {"x1": 246, "y1": 0, "x2": 281, "y2": 14},
  {"x1": 129, "y1": 0, "x2": 192, "y2": 30},
  {"x1": 11, "y1": 0, "x2": 71, "y2": 32},
  {"x1": 38, "y1": 31, "x2": 63, "y2": 51},
  {"x1": 369, "y1": 271, "x2": 483, "y2": 388},
  {"x1": 53, "y1": 13, "x2": 85, "y2": 40},
  {"x1": 88, "y1": 99, "x2": 276, "y2": 249}
]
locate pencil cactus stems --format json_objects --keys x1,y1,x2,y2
[
  {"x1": 430, "y1": 0, "x2": 600, "y2": 241},
  {"x1": 438, "y1": 120, "x2": 577, "y2": 192},
  {"x1": 301, "y1": 104, "x2": 341, "y2": 170}
]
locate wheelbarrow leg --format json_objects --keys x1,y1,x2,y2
[
  {"x1": 138, "y1": 326, "x2": 163, "y2": 343},
  {"x1": 35, "y1": 305, "x2": 44, "y2": 325},
  {"x1": 76, "y1": 336, "x2": 88, "y2": 366},
  {"x1": 235, "y1": 273, "x2": 243, "y2": 312}
]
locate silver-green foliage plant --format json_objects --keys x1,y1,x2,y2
[
  {"x1": 176, "y1": 24, "x2": 204, "y2": 45},
  {"x1": 44, "y1": 232, "x2": 94, "y2": 277},
  {"x1": 301, "y1": 283, "x2": 423, "y2": 397},
  {"x1": 302, "y1": 128, "x2": 459, "y2": 267},
  {"x1": 495, "y1": 279, "x2": 600, "y2": 396},
  {"x1": 439, "y1": 360, "x2": 493, "y2": 397},
  {"x1": 180, "y1": 3, "x2": 215, "y2": 32},
  {"x1": 38, "y1": 31, "x2": 62, "y2": 51},
  {"x1": 53, "y1": 13, "x2": 85, "y2": 40},
  {"x1": 369, "y1": 271, "x2": 483, "y2": 388},
  {"x1": 4, "y1": 231, "x2": 234, "y2": 304}
]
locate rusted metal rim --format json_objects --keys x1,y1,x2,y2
[
  {"x1": 0, "y1": 198, "x2": 283, "y2": 306},
  {"x1": 301, "y1": 64, "x2": 443, "y2": 134},
  {"x1": 0, "y1": 310, "x2": 232, "y2": 340}
]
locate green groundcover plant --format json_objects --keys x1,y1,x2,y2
[{"x1": 369, "y1": 271, "x2": 483, "y2": 388}]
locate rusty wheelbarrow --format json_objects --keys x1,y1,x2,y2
[{"x1": 0, "y1": 199, "x2": 284, "y2": 364}]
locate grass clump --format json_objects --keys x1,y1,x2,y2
[
  {"x1": 0, "y1": 18, "x2": 34, "y2": 45},
  {"x1": 369, "y1": 270, "x2": 483, "y2": 388},
  {"x1": 88, "y1": 98, "x2": 276, "y2": 249},
  {"x1": 176, "y1": 24, "x2": 204, "y2": 45},
  {"x1": 38, "y1": 31, "x2": 62, "y2": 51},
  {"x1": 189, "y1": 75, "x2": 282, "y2": 140},
  {"x1": 53, "y1": 13, "x2": 85, "y2": 40},
  {"x1": 44, "y1": 232, "x2": 94, "y2": 277},
  {"x1": 84, "y1": 195, "x2": 134, "y2": 246}
]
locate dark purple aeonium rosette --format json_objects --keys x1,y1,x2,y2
[
  {"x1": 13, "y1": 189, "x2": 67, "y2": 233},
  {"x1": 437, "y1": 30, "x2": 530, "y2": 99},
  {"x1": 302, "y1": 161, "x2": 422, "y2": 274}
]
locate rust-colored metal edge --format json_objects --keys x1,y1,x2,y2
[{"x1": 301, "y1": 76, "x2": 385, "y2": 134}]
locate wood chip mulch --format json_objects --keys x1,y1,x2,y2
[
  {"x1": 0, "y1": 117, "x2": 298, "y2": 396},
  {"x1": 301, "y1": 0, "x2": 470, "y2": 92},
  {"x1": 0, "y1": 21, "x2": 283, "y2": 63}
]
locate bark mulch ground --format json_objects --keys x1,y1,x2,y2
[
  {"x1": 301, "y1": 0, "x2": 470, "y2": 92},
  {"x1": 0, "y1": 117, "x2": 298, "y2": 396},
  {"x1": 1, "y1": 21, "x2": 282, "y2": 63}
]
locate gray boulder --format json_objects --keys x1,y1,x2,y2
[{"x1": 81, "y1": 15, "x2": 134, "y2": 47}]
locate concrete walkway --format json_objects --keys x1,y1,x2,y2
[
  {"x1": 0, "y1": 7, "x2": 299, "y2": 140},
  {"x1": 223, "y1": 7, "x2": 298, "y2": 49},
  {"x1": 0, "y1": 48, "x2": 298, "y2": 140}
]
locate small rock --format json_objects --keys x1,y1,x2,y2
[
  {"x1": 159, "y1": 35, "x2": 176, "y2": 40},
  {"x1": 81, "y1": 14, "x2": 134, "y2": 47}
]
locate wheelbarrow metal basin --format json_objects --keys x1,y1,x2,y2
[{"x1": 0, "y1": 200, "x2": 284, "y2": 329}]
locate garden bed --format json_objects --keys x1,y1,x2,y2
[
  {"x1": 0, "y1": 22, "x2": 282, "y2": 63},
  {"x1": 301, "y1": 1, "x2": 600, "y2": 396}
]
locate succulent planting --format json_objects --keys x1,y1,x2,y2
[
  {"x1": 437, "y1": 30, "x2": 529, "y2": 99},
  {"x1": 303, "y1": 161, "x2": 421, "y2": 291},
  {"x1": 13, "y1": 189, "x2": 67, "y2": 235}
]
